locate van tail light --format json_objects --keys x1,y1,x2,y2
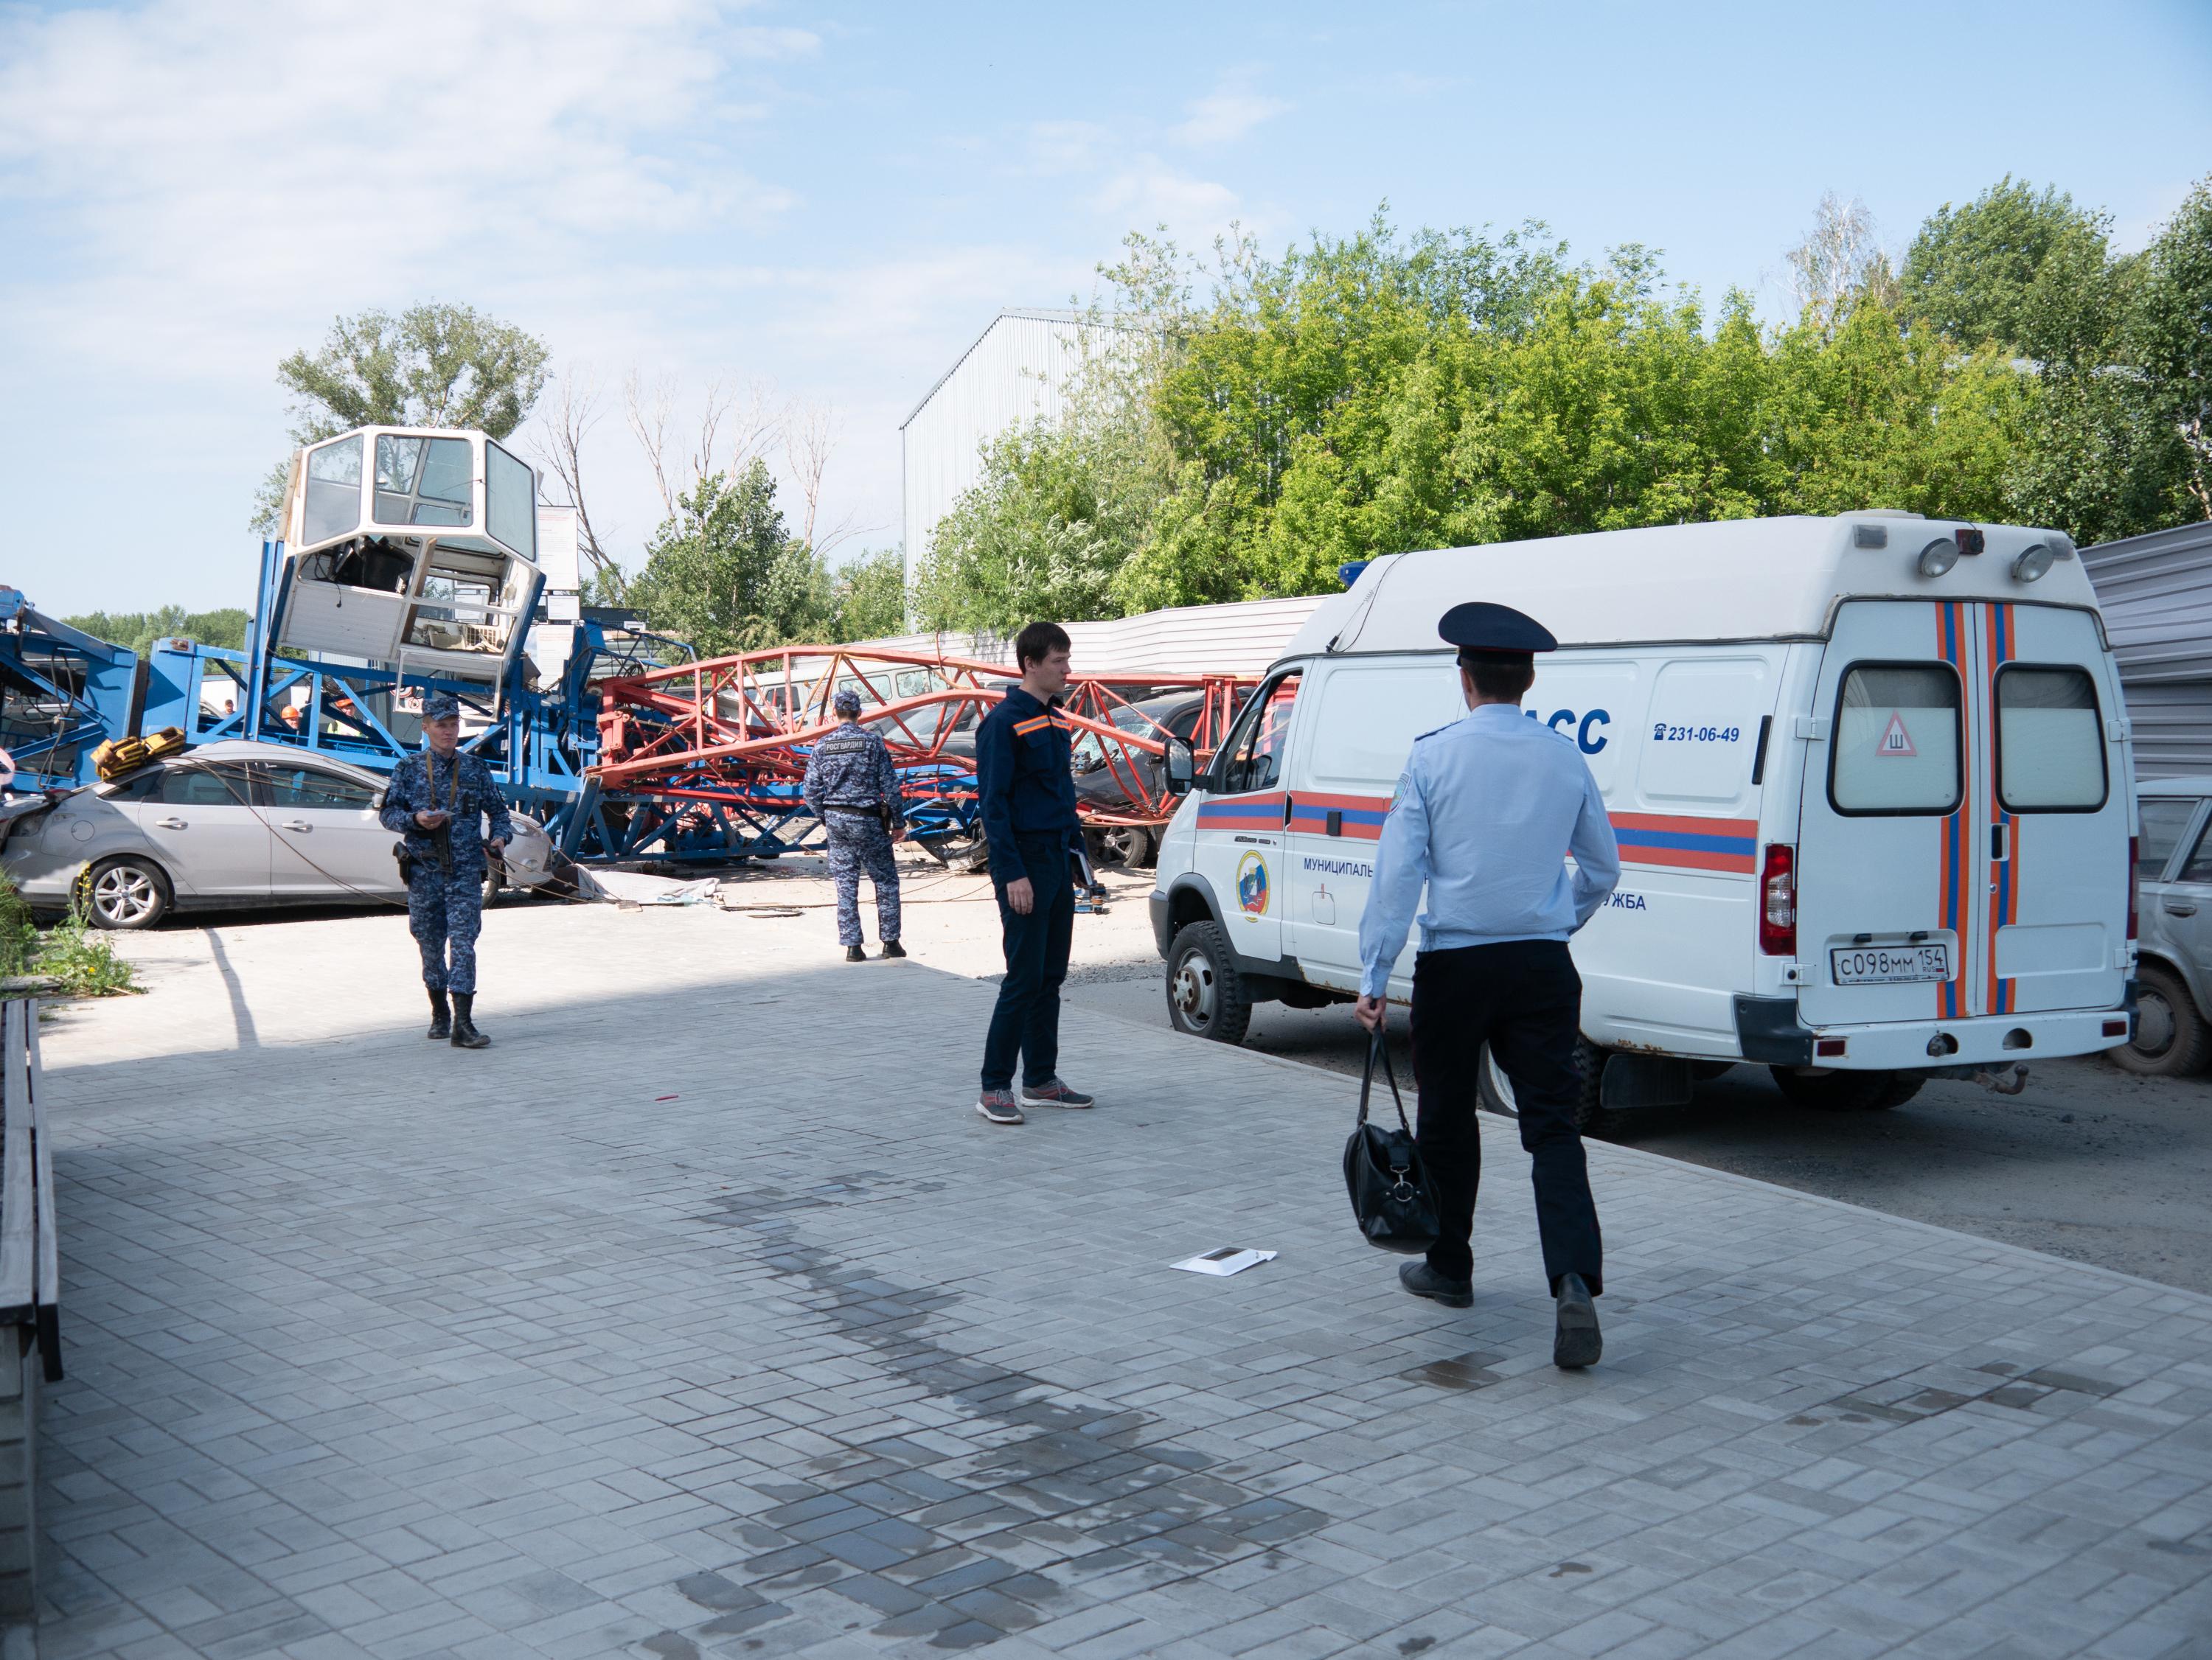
[
  {"x1": 1760, "y1": 843, "x2": 1797, "y2": 956},
  {"x1": 2128, "y1": 835, "x2": 2139, "y2": 941}
]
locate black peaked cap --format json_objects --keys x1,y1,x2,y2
[{"x1": 1438, "y1": 601, "x2": 1557, "y2": 653}]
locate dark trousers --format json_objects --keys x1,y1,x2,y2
[
  {"x1": 1411, "y1": 940, "x2": 1603, "y2": 1296},
  {"x1": 981, "y1": 832, "x2": 1074, "y2": 1091}
]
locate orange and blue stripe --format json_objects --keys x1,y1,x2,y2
[
  {"x1": 1197, "y1": 791, "x2": 1287, "y2": 830},
  {"x1": 1937, "y1": 600, "x2": 1971, "y2": 1019},
  {"x1": 1609, "y1": 812, "x2": 1759, "y2": 875},
  {"x1": 1986, "y1": 601, "x2": 2017, "y2": 1016},
  {"x1": 1287, "y1": 792, "x2": 1391, "y2": 841}
]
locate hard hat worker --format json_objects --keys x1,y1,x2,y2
[
  {"x1": 971, "y1": 621, "x2": 1096, "y2": 1126},
  {"x1": 801, "y1": 686, "x2": 907, "y2": 964},
  {"x1": 1356, "y1": 602, "x2": 1621, "y2": 1367},
  {"x1": 379, "y1": 691, "x2": 512, "y2": 1048}
]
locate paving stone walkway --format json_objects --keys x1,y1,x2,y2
[{"x1": 32, "y1": 904, "x2": 2212, "y2": 1659}]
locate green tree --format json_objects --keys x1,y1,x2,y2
[
  {"x1": 2123, "y1": 178, "x2": 2212, "y2": 524},
  {"x1": 829, "y1": 549, "x2": 909, "y2": 641},
  {"x1": 253, "y1": 302, "x2": 550, "y2": 531},
  {"x1": 63, "y1": 606, "x2": 251, "y2": 659},
  {"x1": 625, "y1": 459, "x2": 832, "y2": 655},
  {"x1": 1901, "y1": 178, "x2": 2106, "y2": 352}
]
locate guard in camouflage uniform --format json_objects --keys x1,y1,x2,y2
[
  {"x1": 801, "y1": 687, "x2": 905, "y2": 963},
  {"x1": 380, "y1": 692, "x2": 514, "y2": 1047}
]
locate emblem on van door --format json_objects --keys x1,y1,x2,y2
[{"x1": 1237, "y1": 851, "x2": 1270, "y2": 916}]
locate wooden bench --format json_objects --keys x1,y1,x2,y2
[{"x1": 0, "y1": 987, "x2": 63, "y2": 1623}]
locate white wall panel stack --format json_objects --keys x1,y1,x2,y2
[
  {"x1": 2081, "y1": 520, "x2": 2212, "y2": 778},
  {"x1": 850, "y1": 594, "x2": 1326, "y2": 678}
]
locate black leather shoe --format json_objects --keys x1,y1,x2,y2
[
  {"x1": 880, "y1": 940, "x2": 907, "y2": 959},
  {"x1": 845, "y1": 944, "x2": 866, "y2": 963},
  {"x1": 449, "y1": 992, "x2": 490, "y2": 1050},
  {"x1": 1554, "y1": 1272, "x2": 1601, "y2": 1368},
  {"x1": 426, "y1": 988, "x2": 451, "y2": 1041},
  {"x1": 1399, "y1": 1260, "x2": 1473, "y2": 1308}
]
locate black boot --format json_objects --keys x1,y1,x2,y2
[
  {"x1": 426, "y1": 988, "x2": 451, "y2": 1041},
  {"x1": 844, "y1": 944, "x2": 866, "y2": 963},
  {"x1": 449, "y1": 992, "x2": 490, "y2": 1049},
  {"x1": 880, "y1": 939, "x2": 907, "y2": 959}
]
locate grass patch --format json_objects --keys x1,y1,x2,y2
[{"x1": 0, "y1": 871, "x2": 140, "y2": 997}]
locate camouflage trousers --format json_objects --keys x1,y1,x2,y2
[
  {"x1": 408, "y1": 865, "x2": 484, "y2": 994},
  {"x1": 824, "y1": 812, "x2": 900, "y2": 949}
]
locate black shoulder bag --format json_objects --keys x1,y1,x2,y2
[{"x1": 1342, "y1": 1030, "x2": 1440, "y2": 1254}]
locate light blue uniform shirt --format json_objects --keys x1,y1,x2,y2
[{"x1": 1357, "y1": 702, "x2": 1621, "y2": 997}]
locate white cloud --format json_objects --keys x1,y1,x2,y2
[
  {"x1": 1171, "y1": 74, "x2": 1289, "y2": 146},
  {"x1": 0, "y1": 0, "x2": 809, "y2": 378},
  {"x1": 1093, "y1": 157, "x2": 1240, "y2": 234}
]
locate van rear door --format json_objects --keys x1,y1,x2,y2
[
  {"x1": 1795, "y1": 601, "x2": 1982, "y2": 1026},
  {"x1": 1796, "y1": 600, "x2": 2125, "y2": 1027}
]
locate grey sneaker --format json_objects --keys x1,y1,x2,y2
[
  {"x1": 1019, "y1": 1078, "x2": 1094, "y2": 1109},
  {"x1": 975, "y1": 1090, "x2": 1025, "y2": 1126},
  {"x1": 1399, "y1": 1260, "x2": 1473, "y2": 1308},
  {"x1": 1554, "y1": 1272, "x2": 1601, "y2": 1369}
]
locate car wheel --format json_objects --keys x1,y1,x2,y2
[
  {"x1": 1094, "y1": 826, "x2": 1153, "y2": 868},
  {"x1": 2114, "y1": 964, "x2": 2212, "y2": 1076},
  {"x1": 83, "y1": 856, "x2": 172, "y2": 930},
  {"x1": 1770, "y1": 1066, "x2": 1915, "y2": 1110},
  {"x1": 1478, "y1": 1038, "x2": 1613, "y2": 1134},
  {"x1": 1165, "y1": 920, "x2": 1251, "y2": 1045}
]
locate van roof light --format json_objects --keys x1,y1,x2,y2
[
  {"x1": 1918, "y1": 537, "x2": 1961, "y2": 579},
  {"x1": 2013, "y1": 543, "x2": 2055, "y2": 583},
  {"x1": 1853, "y1": 523, "x2": 1888, "y2": 550},
  {"x1": 1955, "y1": 526, "x2": 1986, "y2": 557}
]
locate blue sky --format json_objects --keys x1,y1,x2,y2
[{"x1": 4, "y1": 0, "x2": 2208, "y2": 618}]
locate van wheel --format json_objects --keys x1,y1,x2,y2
[
  {"x1": 1770, "y1": 1067, "x2": 1916, "y2": 1110},
  {"x1": 2115, "y1": 965, "x2": 2212, "y2": 1076},
  {"x1": 83, "y1": 856, "x2": 172, "y2": 930},
  {"x1": 1166, "y1": 921, "x2": 1251, "y2": 1045},
  {"x1": 1478, "y1": 1039, "x2": 1613, "y2": 1135}
]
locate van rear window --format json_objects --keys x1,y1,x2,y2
[
  {"x1": 1830, "y1": 664, "x2": 1962, "y2": 815},
  {"x1": 1996, "y1": 666, "x2": 2106, "y2": 812}
]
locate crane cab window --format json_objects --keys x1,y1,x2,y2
[
  {"x1": 1996, "y1": 665, "x2": 2107, "y2": 812},
  {"x1": 1830, "y1": 663, "x2": 1963, "y2": 815},
  {"x1": 303, "y1": 436, "x2": 363, "y2": 543},
  {"x1": 375, "y1": 436, "x2": 473, "y2": 527}
]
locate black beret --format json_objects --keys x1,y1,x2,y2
[{"x1": 1438, "y1": 601, "x2": 1557, "y2": 654}]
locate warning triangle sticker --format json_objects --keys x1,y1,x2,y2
[{"x1": 1877, "y1": 711, "x2": 1916, "y2": 757}]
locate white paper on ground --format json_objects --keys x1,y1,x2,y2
[
  {"x1": 1169, "y1": 1247, "x2": 1278, "y2": 1277},
  {"x1": 576, "y1": 868, "x2": 719, "y2": 906}
]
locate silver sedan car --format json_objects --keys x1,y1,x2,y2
[{"x1": 1, "y1": 739, "x2": 554, "y2": 929}]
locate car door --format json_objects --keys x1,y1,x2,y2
[
  {"x1": 1192, "y1": 671, "x2": 1301, "y2": 963},
  {"x1": 259, "y1": 761, "x2": 406, "y2": 899},
  {"x1": 2154, "y1": 806, "x2": 2212, "y2": 1008},
  {"x1": 2135, "y1": 793, "x2": 2206, "y2": 984},
  {"x1": 132, "y1": 761, "x2": 270, "y2": 899}
]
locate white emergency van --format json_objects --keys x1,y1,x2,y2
[{"x1": 1147, "y1": 515, "x2": 2138, "y2": 1115}]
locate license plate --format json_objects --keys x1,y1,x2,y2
[{"x1": 1831, "y1": 944, "x2": 1950, "y2": 985}]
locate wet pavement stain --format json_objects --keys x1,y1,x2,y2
[{"x1": 632, "y1": 1176, "x2": 1329, "y2": 1654}]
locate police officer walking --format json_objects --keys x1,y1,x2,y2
[
  {"x1": 1356, "y1": 603, "x2": 1621, "y2": 1368},
  {"x1": 801, "y1": 687, "x2": 905, "y2": 963},
  {"x1": 381, "y1": 692, "x2": 513, "y2": 1049},
  {"x1": 972, "y1": 622, "x2": 1095, "y2": 1126}
]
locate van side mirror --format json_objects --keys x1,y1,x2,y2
[{"x1": 1163, "y1": 736, "x2": 1196, "y2": 797}]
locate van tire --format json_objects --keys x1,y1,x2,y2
[
  {"x1": 2115, "y1": 964, "x2": 2212, "y2": 1076},
  {"x1": 1165, "y1": 921, "x2": 1251, "y2": 1045},
  {"x1": 1478, "y1": 1039, "x2": 1612, "y2": 1135},
  {"x1": 1769, "y1": 1067, "x2": 1916, "y2": 1111}
]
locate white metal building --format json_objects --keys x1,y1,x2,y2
[
  {"x1": 852, "y1": 593, "x2": 1326, "y2": 679},
  {"x1": 900, "y1": 308, "x2": 1125, "y2": 587}
]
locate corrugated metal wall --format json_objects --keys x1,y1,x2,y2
[
  {"x1": 900, "y1": 310, "x2": 1119, "y2": 587},
  {"x1": 2081, "y1": 520, "x2": 2212, "y2": 777},
  {"x1": 851, "y1": 594, "x2": 1326, "y2": 677}
]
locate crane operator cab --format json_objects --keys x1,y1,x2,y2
[{"x1": 274, "y1": 428, "x2": 543, "y2": 687}]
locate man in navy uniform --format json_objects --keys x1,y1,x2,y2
[
  {"x1": 971, "y1": 621, "x2": 1096, "y2": 1126},
  {"x1": 1355, "y1": 602, "x2": 1621, "y2": 1367},
  {"x1": 380, "y1": 691, "x2": 513, "y2": 1049},
  {"x1": 802, "y1": 686, "x2": 906, "y2": 963}
]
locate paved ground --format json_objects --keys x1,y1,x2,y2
[{"x1": 31, "y1": 893, "x2": 2212, "y2": 1659}]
